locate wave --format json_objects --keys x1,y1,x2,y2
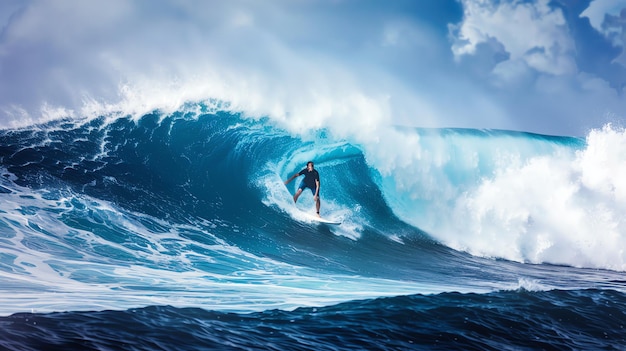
[{"x1": 1, "y1": 105, "x2": 626, "y2": 315}]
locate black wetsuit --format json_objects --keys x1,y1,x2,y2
[{"x1": 298, "y1": 168, "x2": 320, "y2": 194}]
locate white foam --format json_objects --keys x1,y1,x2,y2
[
  {"x1": 0, "y1": 177, "x2": 496, "y2": 316},
  {"x1": 382, "y1": 125, "x2": 626, "y2": 271}
]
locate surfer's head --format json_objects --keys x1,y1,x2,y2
[{"x1": 307, "y1": 161, "x2": 314, "y2": 170}]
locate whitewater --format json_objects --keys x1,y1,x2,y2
[{"x1": 0, "y1": 105, "x2": 625, "y2": 350}]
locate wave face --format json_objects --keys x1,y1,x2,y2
[{"x1": 1, "y1": 108, "x2": 626, "y2": 349}]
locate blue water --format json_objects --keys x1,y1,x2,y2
[{"x1": 0, "y1": 109, "x2": 625, "y2": 350}]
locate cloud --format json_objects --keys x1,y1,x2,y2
[
  {"x1": 581, "y1": 0, "x2": 626, "y2": 42},
  {"x1": 447, "y1": 0, "x2": 626, "y2": 135},
  {"x1": 451, "y1": 0, "x2": 576, "y2": 76}
]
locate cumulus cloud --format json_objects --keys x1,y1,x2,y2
[
  {"x1": 448, "y1": 0, "x2": 626, "y2": 135},
  {"x1": 451, "y1": 0, "x2": 576, "y2": 76}
]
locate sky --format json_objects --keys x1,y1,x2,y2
[{"x1": 0, "y1": 0, "x2": 625, "y2": 136}]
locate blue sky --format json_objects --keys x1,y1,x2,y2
[{"x1": 0, "y1": 0, "x2": 625, "y2": 136}]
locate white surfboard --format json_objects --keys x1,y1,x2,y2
[{"x1": 298, "y1": 211, "x2": 342, "y2": 225}]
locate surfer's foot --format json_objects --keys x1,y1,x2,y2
[{"x1": 316, "y1": 211, "x2": 321, "y2": 217}]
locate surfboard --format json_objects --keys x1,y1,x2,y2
[
  {"x1": 283, "y1": 178, "x2": 341, "y2": 224},
  {"x1": 298, "y1": 211, "x2": 342, "y2": 225}
]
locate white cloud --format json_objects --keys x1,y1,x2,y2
[
  {"x1": 581, "y1": 0, "x2": 626, "y2": 38},
  {"x1": 451, "y1": 0, "x2": 576, "y2": 75}
]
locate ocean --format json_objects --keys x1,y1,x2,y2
[{"x1": 0, "y1": 107, "x2": 625, "y2": 350}]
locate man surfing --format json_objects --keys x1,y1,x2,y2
[{"x1": 285, "y1": 161, "x2": 321, "y2": 217}]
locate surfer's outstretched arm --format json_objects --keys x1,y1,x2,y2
[{"x1": 284, "y1": 173, "x2": 299, "y2": 185}]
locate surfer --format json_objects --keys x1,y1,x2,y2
[{"x1": 285, "y1": 161, "x2": 321, "y2": 216}]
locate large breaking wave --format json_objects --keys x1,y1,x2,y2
[{"x1": 0, "y1": 106, "x2": 625, "y2": 316}]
